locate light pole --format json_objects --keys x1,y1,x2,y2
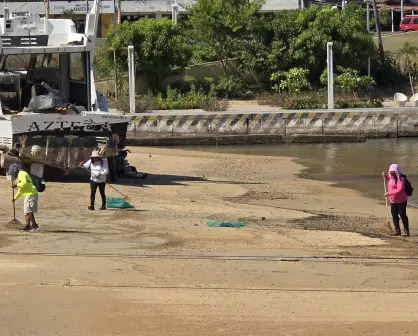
[
  {"x1": 365, "y1": 0, "x2": 371, "y2": 77},
  {"x1": 172, "y1": 0, "x2": 178, "y2": 23},
  {"x1": 401, "y1": 0, "x2": 404, "y2": 19},
  {"x1": 391, "y1": 9, "x2": 394, "y2": 32},
  {"x1": 327, "y1": 42, "x2": 334, "y2": 110},
  {"x1": 128, "y1": 45, "x2": 135, "y2": 113}
]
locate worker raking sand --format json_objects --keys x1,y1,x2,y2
[
  {"x1": 81, "y1": 150, "x2": 109, "y2": 211},
  {"x1": 382, "y1": 163, "x2": 413, "y2": 237},
  {"x1": 7, "y1": 163, "x2": 39, "y2": 232}
]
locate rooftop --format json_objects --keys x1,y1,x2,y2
[
  {"x1": 0, "y1": 0, "x2": 301, "y2": 15},
  {"x1": 122, "y1": 0, "x2": 301, "y2": 13}
]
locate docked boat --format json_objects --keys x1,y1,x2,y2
[{"x1": 0, "y1": 0, "x2": 131, "y2": 180}]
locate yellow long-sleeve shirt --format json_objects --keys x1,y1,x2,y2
[{"x1": 14, "y1": 170, "x2": 38, "y2": 200}]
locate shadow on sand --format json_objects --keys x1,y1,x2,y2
[
  {"x1": 43, "y1": 168, "x2": 261, "y2": 187},
  {"x1": 45, "y1": 230, "x2": 92, "y2": 234}
]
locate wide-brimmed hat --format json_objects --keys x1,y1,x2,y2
[{"x1": 90, "y1": 150, "x2": 101, "y2": 158}]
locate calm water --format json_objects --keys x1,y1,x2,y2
[{"x1": 187, "y1": 138, "x2": 418, "y2": 206}]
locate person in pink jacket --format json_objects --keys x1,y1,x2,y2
[{"x1": 382, "y1": 164, "x2": 409, "y2": 236}]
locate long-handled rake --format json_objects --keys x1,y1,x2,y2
[
  {"x1": 7, "y1": 185, "x2": 22, "y2": 228},
  {"x1": 382, "y1": 177, "x2": 392, "y2": 233},
  {"x1": 105, "y1": 181, "x2": 131, "y2": 203}
]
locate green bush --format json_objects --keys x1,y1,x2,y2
[
  {"x1": 260, "y1": 90, "x2": 383, "y2": 110},
  {"x1": 115, "y1": 87, "x2": 230, "y2": 112},
  {"x1": 282, "y1": 94, "x2": 327, "y2": 110},
  {"x1": 335, "y1": 98, "x2": 383, "y2": 108},
  {"x1": 154, "y1": 87, "x2": 203, "y2": 110},
  {"x1": 271, "y1": 67, "x2": 311, "y2": 93},
  {"x1": 283, "y1": 96, "x2": 383, "y2": 110}
]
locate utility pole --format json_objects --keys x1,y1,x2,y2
[
  {"x1": 372, "y1": 0, "x2": 385, "y2": 65},
  {"x1": 327, "y1": 42, "x2": 334, "y2": 110}
]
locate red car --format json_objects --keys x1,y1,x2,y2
[{"x1": 400, "y1": 16, "x2": 418, "y2": 31}]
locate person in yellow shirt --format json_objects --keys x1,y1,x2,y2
[{"x1": 8, "y1": 163, "x2": 39, "y2": 232}]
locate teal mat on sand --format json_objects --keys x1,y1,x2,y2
[
  {"x1": 207, "y1": 220, "x2": 245, "y2": 228},
  {"x1": 106, "y1": 196, "x2": 134, "y2": 209}
]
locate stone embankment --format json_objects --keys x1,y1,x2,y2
[{"x1": 127, "y1": 108, "x2": 418, "y2": 145}]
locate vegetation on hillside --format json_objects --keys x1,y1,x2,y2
[{"x1": 94, "y1": 1, "x2": 410, "y2": 111}]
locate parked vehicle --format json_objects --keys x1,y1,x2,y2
[{"x1": 400, "y1": 16, "x2": 418, "y2": 32}]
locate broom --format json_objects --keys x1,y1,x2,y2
[{"x1": 382, "y1": 176, "x2": 392, "y2": 232}]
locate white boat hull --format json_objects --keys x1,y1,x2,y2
[{"x1": 0, "y1": 112, "x2": 132, "y2": 174}]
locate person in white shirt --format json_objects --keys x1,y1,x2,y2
[{"x1": 82, "y1": 150, "x2": 109, "y2": 210}]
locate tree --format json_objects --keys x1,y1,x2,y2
[
  {"x1": 372, "y1": 0, "x2": 385, "y2": 66},
  {"x1": 371, "y1": 10, "x2": 391, "y2": 27},
  {"x1": 397, "y1": 42, "x2": 418, "y2": 95},
  {"x1": 187, "y1": 0, "x2": 265, "y2": 74},
  {"x1": 236, "y1": 5, "x2": 376, "y2": 85},
  {"x1": 94, "y1": 19, "x2": 192, "y2": 92},
  {"x1": 62, "y1": 9, "x2": 75, "y2": 20},
  {"x1": 117, "y1": 0, "x2": 121, "y2": 24}
]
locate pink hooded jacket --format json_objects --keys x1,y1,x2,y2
[{"x1": 384, "y1": 164, "x2": 408, "y2": 203}]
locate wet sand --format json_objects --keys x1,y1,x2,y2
[
  {"x1": 1, "y1": 147, "x2": 418, "y2": 335},
  {"x1": 184, "y1": 138, "x2": 418, "y2": 203}
]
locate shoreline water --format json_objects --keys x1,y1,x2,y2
[{"x1": 173, "y1": 138, "x2": 418, "y2": 206}]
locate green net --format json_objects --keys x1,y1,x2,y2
[
  {"x1": 207, "y1": 220, "x2": 245, "y2": 228},
  {"x1": 106, "y1": 196, "x2": 134, "y2": 209}
]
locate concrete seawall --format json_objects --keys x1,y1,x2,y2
[
  {"x1": 127, "y1": 134, "x2": 366, "y2": 146},
  {"x1": 127, "y1": 108, "x2": 418, "y2": 144}
]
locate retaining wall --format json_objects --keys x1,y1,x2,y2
[
  {"x1": 127, "y1": 109, "x2": 418, "y2": 141},
  {"x1": 127, "y1": 134, "x2": 366, "y2": 146}
]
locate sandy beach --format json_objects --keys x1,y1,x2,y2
[{"x1": 1, "y1": 147, "x2": 418, "y2": 335}]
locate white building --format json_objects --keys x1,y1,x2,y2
[
  {"x1": 0, "y1": 0, "x2": 302, "y2": 36},
  {"x1": 122, "y1": 0, "x2": 301, "y2": 21}
]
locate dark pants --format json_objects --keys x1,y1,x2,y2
[
  {"x1": 390, "y1": 201, "x2": 409, "y2": 232},
  {"x1": 90, "y1": 181, "x2": 106, "y2": 207}
]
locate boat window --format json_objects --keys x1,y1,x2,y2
[
  {"x1": 4, "y1": 55, "x2": 31, "y2": 70},
  {"x1": 35, "y1": 54, "x2": 59, "y2": 68},
  {"x1": 70, "y1": 53, "x2": 85, "y2": 82}
]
